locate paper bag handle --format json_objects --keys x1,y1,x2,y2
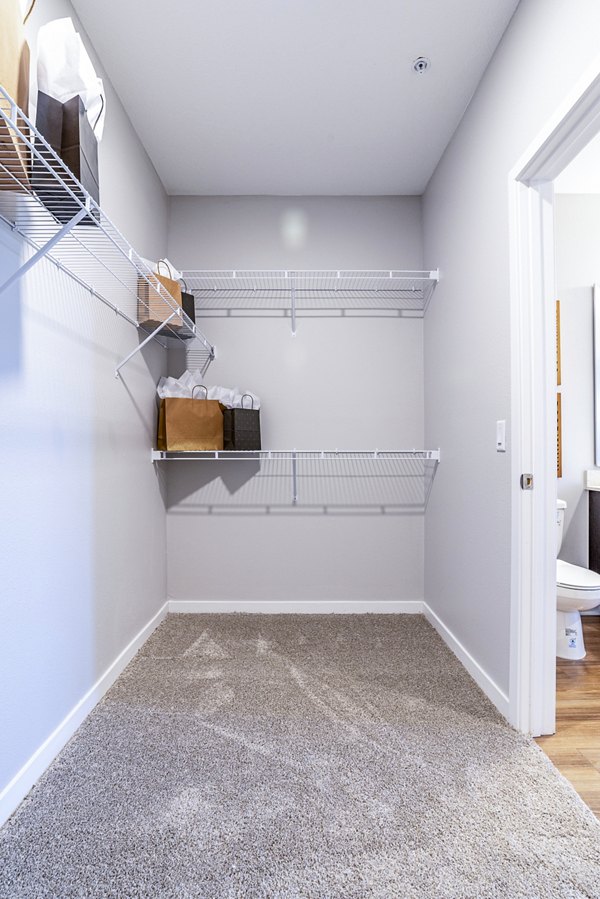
[
  {"x1": 241, "y1": 394, "x2": 254, "y2": 409},
  {"x1": 92, "y1": 95, "x2": 104, "y2": 134},
  {"x1": 192, "y1": 385, "x2": 208, "y2": 400},
  {"x1": 179, "y1": 278, "x2": 189, "y2": 292},
  {"x1": 157, "y1": 259, "x2": 174, "y2": 280},
  {"x1": 23, "y1": 0, "x2": 37, "y2": 24}
]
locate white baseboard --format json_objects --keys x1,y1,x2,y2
[
  {"x1": 423, "y1": 602, "x2": 510, "y2": 719},
  {"x1": 0, "y1": 601, "x2": 169, "y2": 827},
  {"x1": 168, "y1": 599, "x2": 425, "y2": 614}
]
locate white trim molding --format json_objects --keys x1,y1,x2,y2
[
  {"x1": 0, "y1": 602, "x2": 169, "y2": 827},
  {"x1": 423, "y1": 604, "x2": 510, "y2": 719},
  {"x1": 167, "y1": 599, "x2": 425, "y2": 614},
  {"x1": 508, "y1": 56, "x2": 600, "y2": 736},
  {"x1": 508, "y1": 176, "x2": 557, "y2": 736}
]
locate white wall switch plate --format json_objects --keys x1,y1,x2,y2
[{"x1": 496, "y1": 420, "x2": 506, "y2": 452}]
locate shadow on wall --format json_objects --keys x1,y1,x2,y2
[
  {"x1": 0, "y1": 238, "x2": 23, "y2": 378},
  {"x1": 166, "y1": 457, "x2": 435, "y2": 516}
]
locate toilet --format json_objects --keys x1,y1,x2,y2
[{"x1": 556, "y1": 498, "x2": 600, "y2": 659}]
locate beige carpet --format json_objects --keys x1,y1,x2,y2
[{"x1": 1, "y1": 614, "x2": 599, "y2": 898}]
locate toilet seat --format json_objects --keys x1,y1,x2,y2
[
  {"x1": 557, "y1": 559, "x2": 600, "y2": 612},
  {"x1": 557, "y1": 559, "x2": 600, "y2": 590}
]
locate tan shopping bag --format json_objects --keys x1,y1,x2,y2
[
  {"x1": 138, "y1": 260, "x2": 183, "y2": 328},
  {"x1": 0, "y1": 0, "x2": 31, "y2": 193},
  {"x1": 0, "y1": 121, "x2": 30, "y2": 193},
  {"x1": 157, "y1": 387, "x2": 224, "y2": 451},
  {"x1": 0, "y1": 0, "x2": 30, "y2": 113}
]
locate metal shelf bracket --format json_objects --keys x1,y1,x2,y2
[
  {"x1": 291, "y1": 450, "x2": 298, "y2": 504},
  {"x1": 289, "y1": 272, "x2": 296, "y2": 336},
  {"x1": 0, "y1": 205, "x2": 90, "y2": 296},
  {"x1": 115, "y1": 311, "x2": 179, "y2": 377}
]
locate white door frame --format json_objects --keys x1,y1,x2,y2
[{"x1": 509, "y1": 58, "x2": 600, "y2": 735}]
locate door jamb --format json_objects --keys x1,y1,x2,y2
[{"x1": 509, "y1": 58, "x2": 600, "y2": 735}]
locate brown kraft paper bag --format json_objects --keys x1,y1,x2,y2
[
  {"x1": 0, "y1": 0, "x2": 30, "y2": 114},
  {"x1": 0, "y1": 0, "x2": 31, "y2": 192},
  {"x1": 138, "y1": 260, "x2": 183, "y2": 328},
  {"x1": 157, "y1": 397, "x2": 224, "y2": 451}
]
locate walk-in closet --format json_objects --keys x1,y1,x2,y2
[{"x1": 2, "y1": 2, "x2": 600, "y2": 896}]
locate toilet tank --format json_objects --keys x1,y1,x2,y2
[{"x1": 557, "y1": 499, "x2": 567, "y2": 556}]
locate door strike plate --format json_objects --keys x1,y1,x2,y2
[{"x1": 520, "y1": 473, "x2": 534, "y2": 490}]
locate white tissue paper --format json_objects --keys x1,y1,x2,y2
[
  {"x1": 157, "y1": 371, "x2": 260, "y2": 408},
  {"x1": 37, "y1": 18, "x2": 106, "y2": 139}
]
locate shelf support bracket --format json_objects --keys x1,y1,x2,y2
[
  {"x1": 115, "y1": 311, "x2": 179, "y2": 378},
  {"x1": 0, "y1": 206, "x2": 90, "y2": 297},
  {"x1": 200, "y1": 345, "x2": 216, "y2": 378},
  {"x1": 291, "y1": 451, "x2": 298, "y2": 505},
  {"x1": 290, "y1": 272, "x2": 296, "y2": 336}
]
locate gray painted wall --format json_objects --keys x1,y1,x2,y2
[
  {"x1": 0, "y1": 1, "x2": 169, "y2": 799},
  {"x1": 166, "y1": 196, "x2": 427, "y2": 604},
  {"x1": 423, "y1": 0, "x2": 600, "y2": 695},
  {"x1": 554, "y1": 194, "x2": 600, "y2": 574}
]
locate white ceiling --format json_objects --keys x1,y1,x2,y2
[
  {"x1": 71, "y1": 0, "x2": 520, "y2": 196},
  {"x1": 555, "y1": 130, "x2": 600, "y2": 194}
]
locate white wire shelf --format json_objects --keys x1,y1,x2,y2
[
  {"x1": 152, "y1": 449, "x2": 440, "y2": 508},
  {"x1": 0, "y1": 87, "x2": 215, "y2": 377},
  {"x1": 183, "y1": 270, "x2": 439, "y2": 330},
  {"x1": 152, "y1": 449, "x2": 440, "y2": 461}
]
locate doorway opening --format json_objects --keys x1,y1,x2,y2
[{"x1": 509, "y1": 60, "x2": 600, "y2": 742}]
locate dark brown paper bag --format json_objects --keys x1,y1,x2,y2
[
  {"x1": 179, "y1": 278, "x2": 196, "y2": 324},
  {"x1": 61, "y1": 94, "x2": 100, "y2": 203},
  {"x1": 157, "y1": 398, "x2": 224, "y2": 451},
  {"x1": 31, "y1": 92, "x2": 101, "y2": 225},
  {"x1": 138, "y1": 261, "x2": 183, "y2": 328},
  {"x1": 222, "y1": 395, "x2": 261, "y2": 450}
]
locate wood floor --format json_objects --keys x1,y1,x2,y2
[{"x1": 536, "y1": 617, "x2": 600, "y2": 817}]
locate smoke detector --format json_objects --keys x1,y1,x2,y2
[{"x1": 413, "y1": 57, "x2": 431, "y2": 74}]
